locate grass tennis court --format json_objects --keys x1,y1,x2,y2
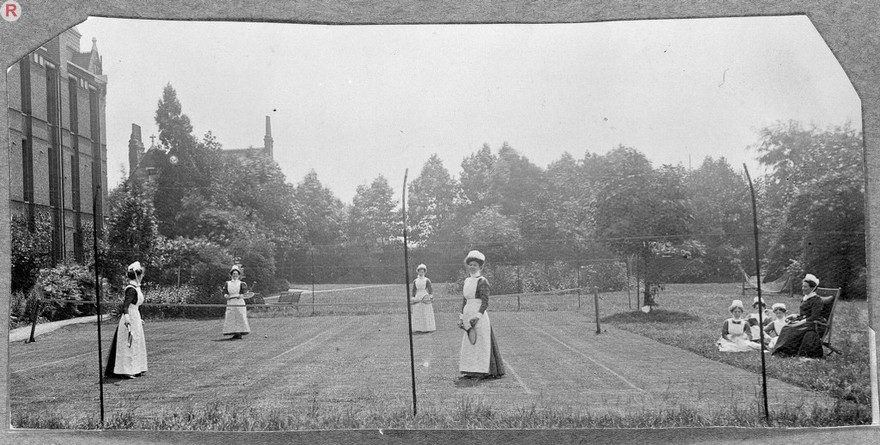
[{"x1": 9, "y1": 283, "x2": 867, "y2": 429}]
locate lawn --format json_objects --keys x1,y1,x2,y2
[
  {"x1": 599, "y1": 283, "x2": 872, "y2": 408},
  {"x1": 7, "y1": 282, "x2": 871, "y2": 429}
]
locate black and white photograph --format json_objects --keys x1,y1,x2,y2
[{"x1": 2, "y1": 2, "x2": 879, "y2": 443}]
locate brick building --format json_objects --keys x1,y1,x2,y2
[{"x1": 7, "y1": 27, "x2": 108, "y2": 264}]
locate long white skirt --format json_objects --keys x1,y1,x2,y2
[
  {"x1": 111, "y1": 309, "x2": 147, "y2": 375},
  {"x1": 459, "y1": 299, "x2": 492, "y2": 373},
  {"x1": 223, "y1": 297, "x2": 250, "y2": 335},
  {"x1": 411, "y1": 292, "x2": 436, "y2": 332}
]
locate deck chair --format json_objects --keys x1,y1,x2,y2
[{"x1": 814, "y1": 287, "x2": 842, "y2": 356}]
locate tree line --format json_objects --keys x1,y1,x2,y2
[{"x1": 10, "y1": 83, "x2": 867, "y2": 323}]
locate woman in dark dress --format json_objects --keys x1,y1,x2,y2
[
  {"x1": 105, "y1": 261, "x2": 148, "y2": 379},
  {"x1": 771, "y1": 274, "x2": 827, "y2": 358}
]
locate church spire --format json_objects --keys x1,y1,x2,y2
[{"x1": 264, "y1": 116, "x2": 273, "y2": 159}]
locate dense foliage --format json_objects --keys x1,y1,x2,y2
[{"x1": 11, "y1": 84, "x2": 866, "y2": 325}]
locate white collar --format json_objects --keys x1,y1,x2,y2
[
  {"x1": 802, "y1": 291, "x2": 816, "y2": 302},
  {"x1": 128, "y1": 279, "x2": 140, "y2": 288}
]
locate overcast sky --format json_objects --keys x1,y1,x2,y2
[{"x1": 74, "y1": 16, "x2": 860, "y2": 203}]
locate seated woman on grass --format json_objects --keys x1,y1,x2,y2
[
  {"x1": 763, "y1": 303, "x2": 788, "y2": 350},
  {"x1": 748, "y1": 296, "x2": 773, "y2": 344},
  {"x1": 717, "y1": 299, "x2": 762, "y2": 352}
]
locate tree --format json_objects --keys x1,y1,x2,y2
[
  {"x1": 752, "y1": 121, "x2": 865, "y2": 298},
  {"x1": 223, "y1": 151, "x2": 303, "y2": 251},
  {"x1": 684, "y1": 156, "x2": 753, "y2": 281},
  {"x1": 172, "y1": 192, "x2": 239, "y2": 245},
  {"x1": 592, "y1": 146, "x2": 695, "y2": 287},
  {"x1": 151, "y1": 236, "x2": 234, "y2": 286},
  {"x1": 292, "y1": 170, "x2": 346, "y2": 247},
  {"x1": 407, "y1": 154, "x2": 460, "y2": 245},
  {"x1": 106, "y1": 181, "x2": 161, "y2": 278},
  {"x1": 521, "y1": 152, "x2": 599, "y2": 261},
  {"x1": 459, "y1": 143, "x2": 498, "y2": 213},
  {"x1": 10, "y1": 211, "x2": 54, "y2": 293},
  {"x1": 155, "y1": 83, "x2": 194, "y2": 153},
  {"x1": 593, "y1": 146, "x2": 659, "y2": 256},
  {"x1": 347, "y1": 175, "x2": 400, "y2": 247},
  {"x1": 461, "y1": 205, "x2": 523, "y2": 265},
  {"x1": 152, "y1": 85, "x2": 223, "y2": 238},
  {"x1": 490, "y1": 143, "x2": 544, "y2": 218},
  {"x1": 229, "y1": 230, "x2": 277, "y2": 294}
]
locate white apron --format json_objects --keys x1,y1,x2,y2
[
  {"x1": 411, "y1": 277, "x2": 436, "y2": 332},
  {"x1": 113, "y1": 285, "x2": 148, "y2": 375},
  {"x1": 223, "y1": 280, "x2": 251, "y2": 335},
  {"x1": 767, "y1": 319, "x2": 787, "y2": 349},
  {"x1": 459, "y1": 276, "x2": 492, "y2": 373},
  {"x1": 749, "y1": 310, "x2": 772, "y2": 339},
  {"x1": 717, "y1": 318, "x2": 760, "y2": 352}
]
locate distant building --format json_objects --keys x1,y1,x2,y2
[
  {"x1": 7, "y1": 27, "x2": 108, "y2": 264},
  {"x1": 128, "y1": 115, "x2": 275, "y2": 182},
  {"x1": 127, "y1": 124, "x2": 165, "y2": 184},
  {"x1": 218, "y1": 116, "x2": 274, "y2": 161}
]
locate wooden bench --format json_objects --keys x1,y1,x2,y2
[
  {"x1": 277, "y1": 289, "x2": 304, "y2": 312},
  {"x1": 814, "y1": 287, "x2": 842, "y2": 356}
]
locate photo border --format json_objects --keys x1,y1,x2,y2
[{"x1": 2, "y1": 1, "x2": 878, "y2": 443}]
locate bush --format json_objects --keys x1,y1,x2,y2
[
  {"x1": 229, "y1": 232, "x2": 276, "y2": 294},
  {"x1": 10, "y1": 290, "x2": 29, "y2": 323},
  {"x1": 9, "y1": 289, "x2": 41, "y2": 328},
  {"x1": 448, "y1": 261, "x2": 591, "y2": 296},
  {"x1": 138, "y1": 285, "x2": 199, "y2": 319},
  {"x1": 185, "y1": 285, "x2": 226, "y2": 319},
  {"x1": 273, "y1": 278, "x2": 291, "y2": 292},
  {"x1": 581, "y1": 262, "x2": 628, "y2": 292},
  {"x1": 35, "y1": 262, "x2": 96, "y2": 321},
  {"x1": 151, "y1": 236, "x2": 233, "y2": 289}
]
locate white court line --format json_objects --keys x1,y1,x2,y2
[
  {"x1": 269, "y1": 318, "x2": 356, "y2": 361},
  {"x1": 502, "y1": 360, "x2": 533, "y2": 395},
  {"x1": 12, "y1": 351, "x2": 93, "y2": 374},
  {"x1": 529, "y1": 325, "x2": 644, "y2": 392}
]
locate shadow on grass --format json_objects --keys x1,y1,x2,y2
[{"x1": 601, "y1": 308, "x2": 700, "y2": 324}]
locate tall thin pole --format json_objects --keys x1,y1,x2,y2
[
  {"x1": 93, "y1": 185, "x2": 105, "y2": 427},
  {"x1": 402, "y1": 169, "x2": 417, "y2": 416},
  {"x1": 626, "y1": 257, "x2": 632, "y2": 310},
  {"x1": 635, "y1": 254, "x2": 641, "y2": 309},
  {"x1": 310, "y1": 248, "x2": 315, "y2": 316},
  {"x1": 744, "y1": 164, "x2": 770, "y2": 424}
]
